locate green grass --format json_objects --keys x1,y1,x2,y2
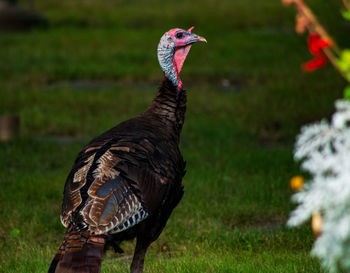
[{"x1": 0, "y1": 0, "x2": 347, "y2": 272}]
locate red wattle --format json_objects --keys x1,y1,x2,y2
[{"x1": 174, "y1": 44, "x2": 192, "y2": 75}]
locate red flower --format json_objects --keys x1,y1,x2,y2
[{"x1": 302, "y1": 33, "x2": 332, "y2": 71}]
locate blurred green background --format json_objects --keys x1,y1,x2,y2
[{"x1": 0, "y1": 0, "x2": 348, "y2": 272}]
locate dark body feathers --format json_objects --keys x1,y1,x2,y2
[{"x1": 49, "y1": 78, "x2": 186, "y2": 273}]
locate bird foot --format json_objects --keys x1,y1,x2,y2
[{"x1": 111, "y1": 241, "x2": 124, "y2": 254}]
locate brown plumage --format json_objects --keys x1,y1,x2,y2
[
  {"x1": 49, "y1": 226, "x2": 106, "y2": 273},
  {"x1": 49, "y1": 27, "x2": 206, "y2": 273}
]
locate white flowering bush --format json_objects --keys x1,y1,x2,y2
[
  {"x1": 283, "y1": 1, "x2": 350, "y2": 272},
  {"x1": 288, "y1": 100, "x2": 350, "y2": 272}
]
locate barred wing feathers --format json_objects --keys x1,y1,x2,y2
[{"x1": 60, "y1": 124, "x2": 181, "y2": 235}]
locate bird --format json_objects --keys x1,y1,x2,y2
[{"x1": 48, "y1": 27, "x2": 206, "y2": 273}]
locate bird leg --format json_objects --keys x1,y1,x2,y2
[
  {"x1": 110, "y1": 241, "x2": 124, "y2": 254},
  {"x1": 130, "y1": 237, "x2": 150, "y2": 273}
]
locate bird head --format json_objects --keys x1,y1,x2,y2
[{"x1": 158, "y1": 27, "x2": 206, "y2": 90}]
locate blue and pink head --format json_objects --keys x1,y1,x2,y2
[{"x1": 157, "y1": 27, "x2": 206, "y2": 90}]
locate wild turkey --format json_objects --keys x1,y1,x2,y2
[{"x1": 48, "y1": 27, "x2": 206, "y2": 273}]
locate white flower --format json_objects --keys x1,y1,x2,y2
[{"x1": 289, "y1": 99, "x2": 350, "y2": 272}]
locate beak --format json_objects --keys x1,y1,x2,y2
[
  {"x1": 187, "y1": 26, "x2": 207, "y2": 44},
  {"x1": 198, "y1": 36, "x2": 207, "y2": 43},
  {"x1": 187, "y1": 33, "x2": 207, "y2": 45}
]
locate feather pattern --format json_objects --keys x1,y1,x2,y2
[
  {"x1": 59, "y1": 77, "x2": 186, "y2": 235},
  {"x1": 52, "y1": 77, "x2": 187, "y2": 273}
]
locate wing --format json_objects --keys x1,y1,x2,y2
[{"x1": 60, "y1": 133, "x2": 184, "y2": 235}]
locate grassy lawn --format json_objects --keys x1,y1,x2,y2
[{"x1": 0, "y1": 0, "x2": 348, "y2": 272}]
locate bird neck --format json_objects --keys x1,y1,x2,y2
[
  {"x1": 157, "y1": 33, "x2": 182, "y2": 90},
  {"x1": 144, "y1": 77, "x2": 187, "y2": 142}
]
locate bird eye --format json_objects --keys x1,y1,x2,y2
[{"x1": 175, "y1": 32, "x2": 184, "y2": 39}]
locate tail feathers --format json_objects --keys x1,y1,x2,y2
[{"x1": 48, "y1": 227, "x2": 106, "y2": 273}]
